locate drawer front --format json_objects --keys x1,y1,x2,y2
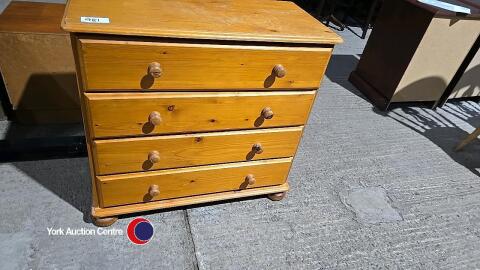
[
  {"x1": 78, "y1": 39, "x2": 331, "y2": 90},
  {"x1": 97, "y1": 158, "x2": 292, "y2": 207},
  {"x1": 93, "y1": 127, "x2": 303, "y2": 175},
  {"x1": 85, "y1": 91, "x2": 315, "y2": 138}
]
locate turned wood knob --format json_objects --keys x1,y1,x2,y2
[
  {"x1": 148, "y1": 150, "x2": 160, "y2": 164},
  {"x1": 148, "y1": 111, "x2": 162, "y2": 126},
  {"x1": 261, "y1": 107, "x2": 274, "y2": 119},
  {"x1": 149, "y1": 184, "x2": 160, "y2": 197},
  {"x1": 148, "y1": 62, "x2": 162, "y2": 78},
  {"x1": 273, "y1": 64, "x2": 286, "y2": 78},
  {"x1": 252, "y1": 143, "x2": 263, "y2": 154},
  {"x1": 245, "y1": 174, "x2": 256, "y2": 185}
]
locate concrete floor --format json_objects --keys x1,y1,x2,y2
[{"x1": 1, "y1": 25, "x2": 480, "y2": 269}]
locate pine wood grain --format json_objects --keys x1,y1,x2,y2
[
  {"x1": 78, "y1": 39, "x2": 332, "y2": 90},
  {"x1": 93, "y1": 126, "x2": 303, "y2": 175},
  {"x1": 85, "y1": 91, "x2": 316, "y2": 138},
  {"x1": 93, "y1": 182, "x2": 289, "y2": 218},
  {"x1": 97, "y1": 158, "x2": 292, "y2": 207},
  {"x1": 70, "y1": 35, "x2": 100, "y2": 209},
  {"x1": 62, "y1": 0, "x2": 342, "y2": 44},
  {"x1": 63, "y1": 0, "x2": 340, "y2": 219}
]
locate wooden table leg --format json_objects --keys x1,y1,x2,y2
[
  {"x1": 362, "y1": 0, "x2": 380, "y2": 39},
  {"x1": 455, "y1": 127, "x2": 480, "y2": 151}
]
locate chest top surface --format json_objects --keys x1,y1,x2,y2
[{"x1": 61, "y1": 0, "x2": 342, "y2": 45}]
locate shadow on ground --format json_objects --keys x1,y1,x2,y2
[
  {"x1": 326, "y1": 54, "x2": 480, "y2": 177},
  {"x1": 373, "y1": 102, "x2": 480, "y2": 176},
  {"x1": 12, "y1": 157, "x2": 92, "y2": 222},
  {"x1": 325, "y1": 54, "x2": 368, "y2": 102},
  {"x1": 13, "y1": 158, "x2": 91, "y2": 222}
]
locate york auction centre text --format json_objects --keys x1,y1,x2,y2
[{"x1": 47, "y1": 227, "x2": 123, "y2": 236}]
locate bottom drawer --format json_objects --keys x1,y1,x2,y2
[{"x1": 97, "y1": 158, "x2": 292, "y2": 207}]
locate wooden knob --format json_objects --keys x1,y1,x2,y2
[
  {"x1": 148, "y1": 150, "x2": 160, "y2": 164},
  {"x1": 252, "y1": 143, "x2": 263, "y2": 154},
  {"x1": 148, "y1": 62, "x2": 162, "y2": 78},
  {"x1": 245, "y1": 174, "x2": 256, "y2": 185},
  {"x1": 148, "y1": 111, "x2": 162, "y2": 126},
  {"x1": 273, "y1": 64, "x2": 286, "y2": 78},
  {"x1": 149, "y1": 184, "x2": 160, "y2": 197},
  {"x1": 261, "y1": 107, "x2": 274, "y2": 119}
]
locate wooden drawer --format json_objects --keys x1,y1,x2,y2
[
  {"x1": 97, "y1": 158, "x2": 292, "y2": 207},
  {"x1": 77, "y1": 39, "x2": 331, "y2": 91},
  {"x1": 93, "y1": 126, "x2": 303, "y2": 175},
  {"x1": 85, "y1": 91, "x2": 315, "y2": 138}
]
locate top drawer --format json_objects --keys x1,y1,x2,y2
[{"x1": 76, "y1": 38, "x2": 332, "y2": 91}]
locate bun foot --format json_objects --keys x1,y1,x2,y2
[
  {"x1": 267, "y1": 192, "x2": 286, "y2": 201},
  {"x1": 92, "y1": 216, "x2": 118, "y2": 227}
]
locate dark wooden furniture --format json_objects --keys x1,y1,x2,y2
[{"x1": 349, "y1": 0, "x2": 480, "y2": 110}]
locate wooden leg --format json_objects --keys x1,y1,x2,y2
[
  {"x1": 362, "y1": 0, "x2": 379, "y2": 39},
  {"x1": 455, "y1": 127, "x2": 480, "y2": 151},
  {"x1": 92, "y1": 216, "x2": 118, "y2": 227},
  {"x1": 267, "y1": 192, "x2": 286, "y2": 201}
]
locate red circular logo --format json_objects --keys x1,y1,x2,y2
[{"x1": 126, "y1": 217, "x2": 154, "y2": 245}]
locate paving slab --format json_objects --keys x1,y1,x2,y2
[
  {"x1": 0, "y1": 158, "x2": 196, "y2": 270},
  {"x1": 186, "y1": 29, "x2": 480, "y2": 269},
  {"x1": 340, "y1": 186, "x2": 403, "y2": 224}
]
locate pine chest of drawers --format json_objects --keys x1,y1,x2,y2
[{"x1": 62, "y1": 0, "x2": 342, "y2": 226}]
